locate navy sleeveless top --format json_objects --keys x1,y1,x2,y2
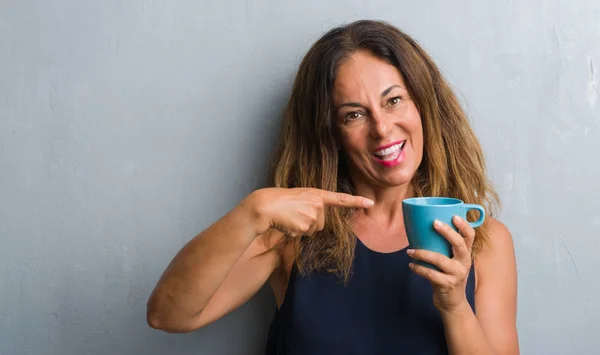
[{"x1": 265, "y1": 237, "x2": 476, "y2": 355}]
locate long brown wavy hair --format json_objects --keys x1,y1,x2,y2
[{"x1": 267, "y1": 20, "x2": 499, "y2": 281}]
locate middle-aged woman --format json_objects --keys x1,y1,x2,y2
[{"x1": 147, "y1": 20, "x2": 519, "y2": 355}]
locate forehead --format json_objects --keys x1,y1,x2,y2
[{"x1": 332, "y1": 51, "x2": 405, "y2": 102}]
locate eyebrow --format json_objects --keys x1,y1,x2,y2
[{"x1": 337, "y1": 84, "x2": 404, "y2": 110}]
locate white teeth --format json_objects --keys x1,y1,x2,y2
[
  {"x1": 379, "y1": 150, "x2": 401, "y2": 161},
  {"x1": 374, "y1": 141, "x2": 405, "y2": 156}
]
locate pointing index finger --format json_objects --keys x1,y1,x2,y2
[{"x1": 320, "y1": 191, "x2": 374, "y2": 208}]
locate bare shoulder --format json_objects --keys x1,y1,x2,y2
[
  {"x1": 475, "y1": 217, "x2": 517, "y2": 287},
  {"x1": 478, "y1": 217, "x2": 514, "y2": 257},
  {"x1": 490, "y1": 217, "x2": 513, "y2": 240}
]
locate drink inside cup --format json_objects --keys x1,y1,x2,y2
[{"x1": 402, "y1": 197, "x2": 485, "y2": 269}]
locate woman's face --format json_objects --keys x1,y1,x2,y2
[{"x1": 332, "y1": 51, "x2": 424, "y2": 189}]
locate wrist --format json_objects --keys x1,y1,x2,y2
[{"x1": 438, "y1": 299, "x2": 473, "y2": 320}]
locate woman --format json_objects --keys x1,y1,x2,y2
[{"x1": 147, "y1": 20, "x2": 519, "y2": 354}]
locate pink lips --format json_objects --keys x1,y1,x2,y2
[{"x1": 372, "y1": 140, "x2": 404, "y2": 152}]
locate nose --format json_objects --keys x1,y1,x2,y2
[{"x1": 369, "y1": 108, "x2": 391, "y2": 138}]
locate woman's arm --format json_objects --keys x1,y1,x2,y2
[
  {"x1": 407, "y1": 217, "x2": 519, "y2": 354},
  {"x1": 146, "y1": 188, "x2": 373, "y2": 333},
  {"x1": 146, "y1": 195, "x2": 278, "y2": 333}
]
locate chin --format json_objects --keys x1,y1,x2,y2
[
  {"x1": 371, "y1": 168, "x2": 416, "y2": 187},
  {"x1": 349, "y1": 158, "x2": 418, "y2": 188},
  {"x1": 380, "y1": 176, "x2": 413, "y2": 187}
]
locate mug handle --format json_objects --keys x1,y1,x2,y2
[{"x1": 463, "y1": 204, "x2": 485, "y2": 228}]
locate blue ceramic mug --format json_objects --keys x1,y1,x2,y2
[{"x1": 402, "y1": 197, "x2": 485, "y2": 268}]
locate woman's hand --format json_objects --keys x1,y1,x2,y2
[
  {"x1": 407, "y1": 215, "x2": 475, "y2": 314},
  {"x1": 243, "y1": 187, "x2": 374, "y2": 238}
]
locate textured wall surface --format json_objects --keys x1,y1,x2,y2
[{"x1": 1, "y1": 1, "x2": 599, "y2": 354}]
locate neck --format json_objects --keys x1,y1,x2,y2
[{"x1": 353, "y1": 181, "x2": 414, "y2": 227}]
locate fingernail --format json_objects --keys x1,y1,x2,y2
[
  {"x1": 434, "y1": 219, "x2": 442, "y2": 228},
  {"x1": 406, "y1": 249, "x2": 415, "y2": 255},
  {"x1": 408, "y1": 262, "x2": 415, "y2": 269},
  {"x1": 455, "y1": 215, "x2": 464, "y2": 223},
  {"x1": 364, "y1": 199, "x2": 374, "y2": 207}
]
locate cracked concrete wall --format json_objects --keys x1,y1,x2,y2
[{"x1": 1, "y1": 1, "x2": 599, "y2": 354}]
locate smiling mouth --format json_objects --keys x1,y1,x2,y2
[{"x1": 372, "y1": 141, "x2": 406, "y2": 161}]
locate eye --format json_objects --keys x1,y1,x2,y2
[
  {"x1": 345, "y1": 111, "x2": 363, "y2": 121},
  {"x1": 388, "y1": 96, "x2": 402, "y2": 106}
]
